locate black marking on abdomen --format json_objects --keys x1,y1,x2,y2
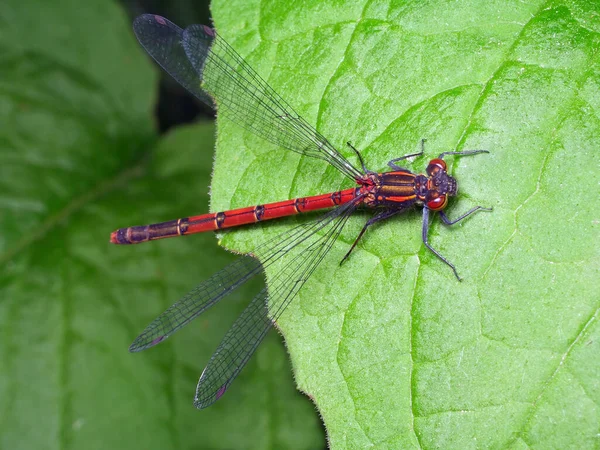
[
  {"x1": 215, "y1": 212, "x2": 226, "y2": 228},
  {"x1": 294, "y1": 198, "x2": 307, "y2": 212},
  {"x1": 331, "y1": 191, "x2": 342, "y2": 205},
  {"x1": 254, "y1": 205, "x2": 265, "y2": 221},
  {"x1": 177, "y1": 218, "x2": 189, "y2": 235}
]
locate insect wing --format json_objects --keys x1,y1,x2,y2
[
  {"x1": 129, "y1": 255, "x2": 263, "y2": 351},
  {"x1": 133, "y1": 14, "x2": 216, "y2": 108},
  {"x1": 133, "y1": 14, "x2": 361, "y2": 180},
  {"x1": 194, "y1": 197, "x2": 360, "y2": 407}
]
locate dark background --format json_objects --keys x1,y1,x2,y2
[{"x1": 121, "y1": 0, "x2": 212, "y2": 132}]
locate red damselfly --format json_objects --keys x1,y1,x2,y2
[{"x1": 111, "y1": 14, "x2": 491, "y2": 408}]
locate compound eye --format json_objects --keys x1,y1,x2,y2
[
  {"x1": 426, "y1": 194, "x2": 448, "y2": 211},
  {"x1": 426, "y1": 158, "x2": 447, "y2": 175}
]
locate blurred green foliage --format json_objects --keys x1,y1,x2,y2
[{"x1": 0, "y1": 1, "x2": 323, "y2": 449}]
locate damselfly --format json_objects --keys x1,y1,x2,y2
[{"x1": 111, "y1": 14, "x2": 491, "y2": 408}]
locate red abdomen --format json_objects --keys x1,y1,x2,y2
[{"x1": 111, "y1": 188, "x2": 360, "y2": 244}]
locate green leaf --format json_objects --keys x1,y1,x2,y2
[
  {"x1": 0, "y1": 2, "x2": 323, "y2": 449},
  {"x1": 210, "y1": 0, "x2": 600, "y2": 447}
]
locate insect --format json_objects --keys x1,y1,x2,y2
[{"x1": 111, "y1": 14, "x2": 491, "y2": 408}]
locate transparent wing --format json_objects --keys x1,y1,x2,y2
[
  {"x1": 194, "y1": 197, "x2": 360, "y2": 408},
  {"x1": 128, "y1": 255, "x2": 262, "y2": 351},
  {"x1": 129, "y1": 196, "x2": 360, "y2": 354},
  {"x1": 133, "y1": 14, "x2": 361, "y2": 180},
  {"x1": 130, "y1": 195, "x2": 360, "y2": 407}
]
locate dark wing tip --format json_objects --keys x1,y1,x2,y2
[
  {"x1": 129, "y1": 334, "x2": 167, "y2": 352},
  {"x1": 133, "y1": 14, "x2": 182, "y2": 41},
  {"x1": 194, "y1": 368, "x2": 231, "y2": 409},
  {"x1": 185, "y1": 23, "x2": 216, "y2": 38},
  {"x1": 133, "y1": 14, "x2": 168, "y2": 29}
]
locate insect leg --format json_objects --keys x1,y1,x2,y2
[
  {"x1": 438, "y1": 206, "x2": 492, "y2": 226},
  {"x1": 421, "y1": 207, "x2": 461, "y2": 281},
  {"x1": 438, "y1": 149, "x2": 489, "y2": 159},
  {"x1": 346, "y1": 141, "x2": 370, "y2": 173},
  {"x1": 388, "y1": 139, "x2": 427, "y2": 170},
  {"x1": 339, "y1": 208, "x2": 401, "y2": 265}
]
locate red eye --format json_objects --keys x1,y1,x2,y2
[
  {"x1": 426, "y1": 195, "x2": 448, "y2": 211},
  {"x1": 426, "y1": 158, "x2": 447, "y2": 175},
  {"x1": 430, "y1": 158, "x2": 447, "y2": 170}
]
